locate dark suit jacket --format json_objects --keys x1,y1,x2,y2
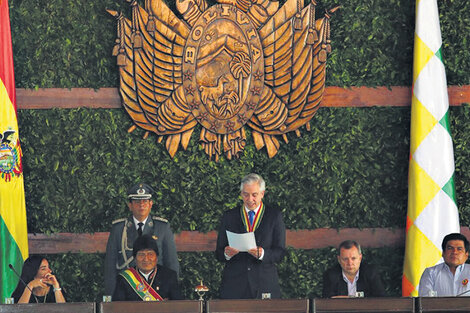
[
  {"x1": 322, "y1": 263, "x2": 386, "y2": 298},
  {"x1": 215, "y1": 205, "x2": 286, "y2": 299},
  {"x1": 112, "y1": 265, "x2": 183, "y2": 301}
]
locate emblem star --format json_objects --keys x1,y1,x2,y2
[
  {"x1": 189, "y1": 100, "x2": 200, "y2": 110},
  {"x1": 195, "y1": 112, "x2": 209, "y2": 122},
  {"x1": 253, "y1": 70, "x2": 263, "y2": 81},
  {"x1": 237, "y1": 113, "x2": 248, "y2": 124},
  {"x1": 224, "y1": 121, "x2": 235, "y2": 132},
  {"x1": 185, "y1": 85, "x2": 196, "y2": 95},
  {"x1": 210, "y1": 121, "x2": 219, "y2": 132},
  {"x1": 246, "y1": 102, "x2": 256, "y2": 110},
  {"x1": 183, "y1": 70, "x2": 194, "y2": 81},
  {"x1": 250, "y1": 86, "x2": 262, "y2": 96}
]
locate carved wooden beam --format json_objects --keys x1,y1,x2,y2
[
  {"x1": 16, "y1": 85, "x2": 470, "y2": 110},
  {"x1": 27, "y1": 228, "x2": 403, "y2": 254},
  {"x1": 28, "y1": 227, "x2": 470, "y2": 254}
]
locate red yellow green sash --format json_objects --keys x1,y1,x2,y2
[
  {"x1": 241, "y1": 202, "x2": 265, "y2": 232},
  {"x1": 119, "y1": 268, "x2": 163, "y2": 301}
]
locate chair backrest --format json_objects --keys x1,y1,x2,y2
[
  {"x1": 99, "y1": 300, "x2": 203, "y2": 313},
  {"x1": 313, "y1": 297, "x2": 415, "y2": 313},
  {"x1": 206, "y1": 299, "x2": 310, "y2": 313}
]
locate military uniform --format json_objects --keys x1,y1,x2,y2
[{"x1": 104, "y1": 215, "x2": 180, "y2": 295}]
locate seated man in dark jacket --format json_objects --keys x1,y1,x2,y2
[
  {"x1": 113, "y1": 234, "x2": 183, "y2": 301},
  {"x1": 322, "y1": 240, "x2": 386, "y2": 298}
]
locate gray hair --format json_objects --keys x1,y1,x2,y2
[
  {"x1": 338, "y1": 240, "x2": 362, "y2": 255},
  {"x1": 240, "y1": 173, "x2": 266, "y2": 192}
]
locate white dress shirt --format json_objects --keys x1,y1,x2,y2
[
  {"x1": 419, "y1": 262, "x2": 470, "y2": 297},
  {"x1": 342, "y1": 270, "x2": 360, "y2": 296},
  {"x1": 133, "y1": 216, "x2": 148, "y2": 231}
]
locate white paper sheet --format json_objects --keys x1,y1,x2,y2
[{"x1": 226, "y1": 230, "x2": 256, "y2": 252}]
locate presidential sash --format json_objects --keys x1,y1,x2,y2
[
  {"x1": 119, "y1": 268, "x2": 164, "y2": 301},
  {"x1": 241, "y1": 202, "x2": 265, "y2": 232}
]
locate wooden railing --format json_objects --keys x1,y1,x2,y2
[
  {"x1": 2, "y1": 298, "x2": 470, "y2": 313},
  {"x1": 16, "y1": 85, "x2": 470, "y2": 109},
  {"x1": 27, "y1": 227, "x2": 470, "y2": 254}
]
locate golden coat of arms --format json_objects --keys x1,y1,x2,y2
[{"x1": 108, "y1": 0, "x2": 338, "y2": 160}]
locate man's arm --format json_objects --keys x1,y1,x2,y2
[
  {"x1": 322, "y1": 268, "x2": 336, "y2": 298},
  {"x1": 215, "y1": 212, "x2": 241, "y2": 261},
  {"x1": 161, "y1": 223, "x2": 180, "y2": 276},
  {"x1": 104, "y1": 226, "x2": 119, "y2": 295},
  {"x1": 258, "y1": 209, "x2": 286, "y2": 264},
  {"x1": 168, "y1": 270, "x2": 184, "y2": 300},
  {"x1": 112, "y1": 275, "x2": 127, "y2": 301},
  {"x1": 418, "y1": 268, "x2": 433, "y2": 297}
]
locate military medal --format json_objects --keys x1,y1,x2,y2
[
  {"x1": 137, "y1": 283, "x2": 145, "y2": 292},
  {"x1": 143, "y1": 294, "x2": 152, "y2": 301}
]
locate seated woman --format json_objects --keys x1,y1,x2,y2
[{"x1": 11, "y1": 255, "x2": 66, "y2": 303}]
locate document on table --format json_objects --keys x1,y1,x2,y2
[{"x1": 226, "y1": 231, "x2": 257, "y2": 251}]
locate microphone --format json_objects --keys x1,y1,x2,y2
[
  {"x1": 457, "y1": 288, "x2": 470, "y2": 297},
  {"x1": 8, "y1": 264, "x2": 39, "y2": 303}
]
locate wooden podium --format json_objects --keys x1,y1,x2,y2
[
  {"x1": 0, "y1": 302, "x2": 95, "y2": 313},
  {"x1": 418, "y1": 297, "x2": 470, "y2": 312},
  {"x1": 99, "y1": 300, "x2": 203, "y2": 313},
  {"x1": 313, "y1": 297, "x2": 415, "y2": 313},
  {"x1": 206, "y1": 299, "x2": 309, "y2": 313}
]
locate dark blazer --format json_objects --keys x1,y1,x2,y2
[
  {"x1": 112, "y1": 265, "x2": 183, "y2": 301},
  {"x1": 322, "y1": 263, "x2": 386, "y2": 298},
  {"x1": 215, "y1": 205, "x2": 286, "y2": 299},
  {"x1": 104, "y1": 216, "x2": 179, "y2": 295}
]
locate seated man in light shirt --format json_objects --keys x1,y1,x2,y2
[{"x1": 419, "y1": 233, "x2": 470, "y2": 297}]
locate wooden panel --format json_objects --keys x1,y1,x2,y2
[
  {"x1": 0, "y1": 302, "x2": 95, "y2": 313},
  {"x1": 206, "y1": 299, "x2": 309, "y2": 313},
  {"x1": 99, "y1": 300, "x2": 202, "y2": 313},
  {"x1": 16, "y1": 85, "x2": 470, "y2": 109},
  {"x1": 27, "y1": 228, "x2": 403, "y2": 254},
  {"x1": 17, "y1": 88, "x2": 121, "y2": 109},
  {"x1": 419, "y1": 297, "x2": 470, "y2": 312},
  {"x1": 313, "y1": 297, "x2": 415, "y2": 313},
  {"x1": 27, "y1": 227, "x2": 470, "y2": 254}
]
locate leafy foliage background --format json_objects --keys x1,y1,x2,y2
[{"x1": 8, "y1": 0, "x2": 470, "y2": 302}]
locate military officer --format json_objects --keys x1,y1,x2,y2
[{"x1": 104, "y1": 183, "x2": 180, "y2": 295}]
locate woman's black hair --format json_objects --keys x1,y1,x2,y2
[{"x1": 10, "y1": 255, "x2": 46, "y2": 302}]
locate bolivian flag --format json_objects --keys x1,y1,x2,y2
[
  {"x1": 0, "y1": 0, "x2": 29, "y2": 303},
  {"x1": 402, "y1": 0, "x2": 459, "y2": 297}
]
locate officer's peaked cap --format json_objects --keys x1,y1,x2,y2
[{"x1": 128, "y1": 183, "x2": 154, "y2": 200}]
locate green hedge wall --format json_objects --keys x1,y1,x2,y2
[
  {"x1": 9, "y1": 0, "x2": 470, "y2": 88},
  {"x1": 8, "y1": 0, "x2": 470, "y2": 302}
]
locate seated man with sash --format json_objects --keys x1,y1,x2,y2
[{"x1": 113, "y1": 234, "x2": 183, "y2": 301}]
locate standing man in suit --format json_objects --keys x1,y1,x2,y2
[
  {"x1": 215, "y1": 173, "x2": 286, "y2": 299},
  {"x1": 322, "y1": 240, "x2": 386, "y2": 298},
  {"x1": 104, "y1": 183, "x2": 180, "y2": 295}
]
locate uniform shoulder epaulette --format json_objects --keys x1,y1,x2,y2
[
  {"x1": 112, "y1": 218, "x2": 127, "y2": 225},
  {"x1": 152, "y1": 216, "x2": 168, "y2": 223}
]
